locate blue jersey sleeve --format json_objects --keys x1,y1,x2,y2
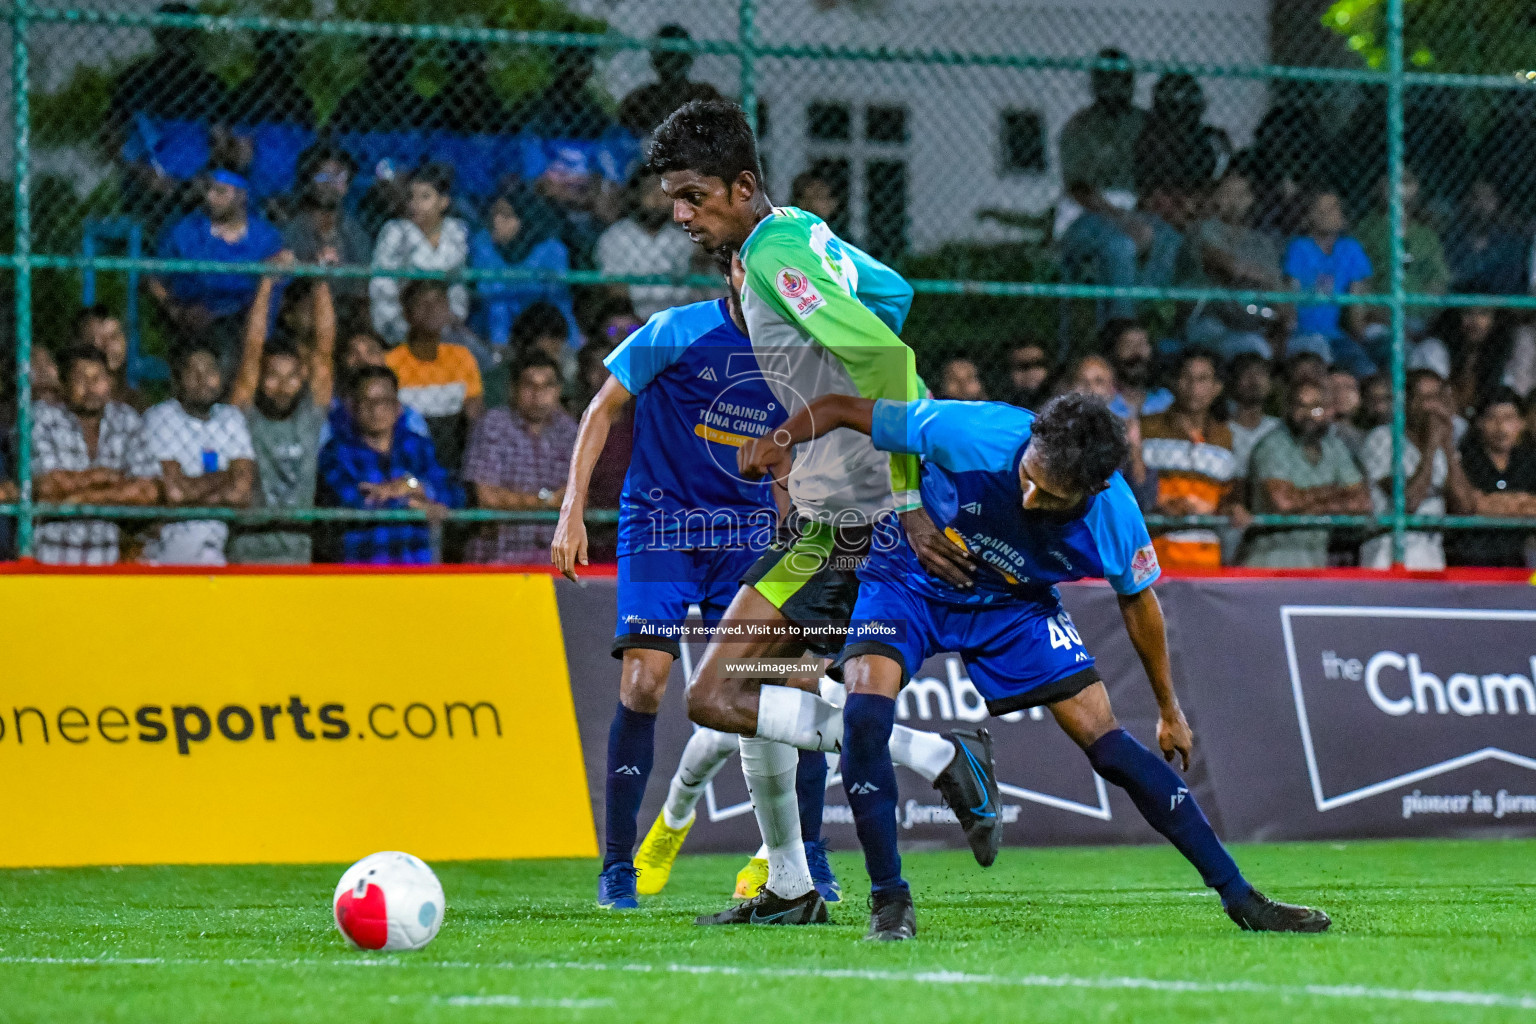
[
  {"x1": 1086, "y1": 474, "x2": 1160, "y2": 595},
  {"x1": 846, "y1": 242, "x2": 914, "y2": 335},
  {"x1": 603, "y1": 308, "x2": 692, "y2": 395},
  {"x1": 870, "y1": 399, "x2": 1031, "y2": 472}
]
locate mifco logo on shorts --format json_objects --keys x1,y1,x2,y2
[{"x1": 1281, "y1": 606, "x2": 1536, "y2": 813}]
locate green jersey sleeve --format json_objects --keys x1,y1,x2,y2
[{"x1": 742, "y1": 216, "x2": 923, "y2": 510}]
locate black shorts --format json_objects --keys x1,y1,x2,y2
[{"x1": 740, "y1": 512, "x2": 874, "y2": 657}]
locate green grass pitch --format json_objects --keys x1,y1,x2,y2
[{"x1": 1, "y1": 839, "x2": 1533, "y2": 1023}]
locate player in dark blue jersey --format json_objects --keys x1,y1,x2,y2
[
  {"x1": 553, "y1": 278, "x2": 846, "y2": 912},
  {"x1": 740, "y1": 392, "x2": 1332, "y2": 941}
]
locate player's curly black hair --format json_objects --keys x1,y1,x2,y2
[
  {"x1": 1030, "y1": 392, "x2": 1130, "y2": 495},
  {"x1": 645, "y1": 99, "x2": 763, "y2": 186}
]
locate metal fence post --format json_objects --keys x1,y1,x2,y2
[
  {"x1": 10, "y1": 0, "x2": 34, "y2": 558},
  {"x1": 739, "y1": 0, "x2": 758, "y2": 135},
  {"x1": 1385, "y1": 0, "x2": 1407, "y2": 567}
]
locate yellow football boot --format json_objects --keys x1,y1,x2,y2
[
  {"x1": 634, "y1": 813, "x2": 694, "y2": 895},
  {"x1": 733, "y1": 855, "x2": 769, "y2": 898}
]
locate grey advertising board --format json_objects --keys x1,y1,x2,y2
[{"x1": 556, "y1": 576, "x2": 1536, "y2": 855}]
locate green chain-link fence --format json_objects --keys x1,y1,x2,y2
[{"x1": 4, "y1": 0, "x2": 1536, "y2": 564}]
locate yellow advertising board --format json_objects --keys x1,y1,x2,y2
[{"x1": 0, "y1": 572, "x2": 597, "y2": 867}]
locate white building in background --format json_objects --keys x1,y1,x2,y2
[
  {"x1": 594, "y1": 0, "x2": 1273, "y2": 254},
  {"x1": 11, "y1": 0, "x2": 1273, "y2": 256}
]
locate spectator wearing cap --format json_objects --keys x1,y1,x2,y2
[
  {"x1": 1358, "y1": 369, "x2": 1479, "y2": 570},
  {"x1": 470, "y1": 185, "x2": 578, "y2": 350},
  {"x1": 370, "y1": 163, "x2": 470, "y2": 345},
  {"x1": 1447, "y1": 388, "x2": 1536, "y2": 567},
  {"x1": 129, "y1": 344, "x2": 256, "y2": 565},
  {"x1": 1244, "y1": 378, "x2": 1371, "y2": 568},
  {"x1": 462, "y1": 352, "x2": 578, "y2": 564},
  {"x1": 225, "y1": 256, "x2": 335, "y2": 564},
  {"x1": 596, "y1": 171, "x2": 707, "y2": 323},
  {"x1": 73, "y1": 305, "x2": 149, "y2": 412},
  {"x1": 30, "y1": 347, "x2": 159, "y2": 565},
  {"x1": 282, "y1": 148, "x2": 371, "y2": 316},
  {"x1": 1282, "y1": 187, "x2": 1376, "y2": 378},
  {"x1": 318, "y1": 365, "x2": 461, "y2": 565},
  {"x1": 384, "y1": 280, "x2": 484, "y2": 474},
  {"x1": 618, "y1": 25, "x2": 724, "y2": 138},
  {"x1": 149, "y1": 167, "x2": 284, "y2": 369}
]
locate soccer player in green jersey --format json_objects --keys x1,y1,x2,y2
[{"x1": 647, "y1": 100, "x2": 1001, "y2": 929}]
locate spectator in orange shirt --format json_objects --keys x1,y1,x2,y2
[
  {"x1": 1136, "y1": 348, "x2": 1248, "y2": 568},
  {"x1": 385, "y1": 279, "x2": 484, "y2": 472}
]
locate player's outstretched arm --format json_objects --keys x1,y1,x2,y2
[
  {"x1": 552, "y1": 375, "x2": 632, "y2": 581},
  {"x1": 1117, "y1": 587, "x2": 1193, "y2": 770},
  {"x1": 738, "y1": 394, "x2": 873, "y2": 483}
]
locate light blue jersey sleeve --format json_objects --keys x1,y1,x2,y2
[
  {"x1": 847, "y1": 242, "x2": 914, "y2": 335},
  {"x1": 1086, "y1": 475, "x2": 1160, "y2": 595},
  {"x1": 870, "y1": 399, "x2": 1032, "y2": 472},
  {"x1": 603, "y1": 300, "x2": 723, "y2": 394}
]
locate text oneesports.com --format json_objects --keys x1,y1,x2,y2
[
  {"x1": 0, "y1": 574, "x2": 597, "y2": 867},
  {"x1": 0, "y1": 697, "x2": 504, "y2": 755}
]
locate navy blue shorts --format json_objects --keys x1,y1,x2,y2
[
  {"x1": 612, "y1": 546, "x2": 762, "y2": 659},
  {"x1": 832, "y1": 580, "x2": 1101, "y2": 716}
]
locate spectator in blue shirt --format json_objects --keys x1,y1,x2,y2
[
  {"x1": 318, "y1": 365, "x2": 462, "y2": 564},
  {"x1": 149, "y1": 168, "x2": 284, "y2": 373},
  {"x1": 468, "y1": 185, "x2": 577, "y2": 349},
  {"x1": 1282, "y1": 188, "x2": 1375, "y2": 377}
]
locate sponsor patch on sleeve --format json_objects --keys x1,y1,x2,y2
[
  {"x1": 776, "y1": 267, "x2": 825, "y2": 318},
  {"x1": 1131, "y1": 544, "x2": 1160, "y2": 585}
]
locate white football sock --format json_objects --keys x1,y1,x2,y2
[
  {"x1": 752, "y1": 842, "x2": 769, "y2": 860},
  {"x1": 662, "y1": 727, "x2": 740, "y2": 829},
  {"x1": 757, "y1": 685, "x2": 842, "y2": 752},
  {"x1": 756, "y1": 684, "x2": 955, "y2": 780},
  {"x1": 890, "y1": 725, "x2": 956, "y2": 782},
  {"x1": 737, "y1": 736, "x2": 813, "y2": 898}
]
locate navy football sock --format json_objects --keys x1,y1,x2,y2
[
  {"x1": 841, "y1": 694, "x2": 907, "y2": 896},
  {"x1": 796, "y1": 749, "x2": 828, "y2": 843},
  {"x1": 603, "y1": 702, "x2": 657, "y2": 869},
  {"x1": 1086, "y1": 728, "x2": 1251, "y2": 902}
]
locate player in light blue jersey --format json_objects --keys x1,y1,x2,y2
[
  {"x1": 554, "y1": 274, "x2": 848, "y2": 912},
  {"x1": 741, "y1": 392, "x2": 1332, "y2": 941}
]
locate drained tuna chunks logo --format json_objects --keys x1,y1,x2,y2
[{"x1": 1281, "y1": 606, "x2": 1536, "y2": 812}]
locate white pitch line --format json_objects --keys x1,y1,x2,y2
[
  {"x1": 442, "y1": 996, "x2": 614, "y2": 1009},
  {"x1": 0, "y1": 955, "x2": 1532, "y2": 1011}
]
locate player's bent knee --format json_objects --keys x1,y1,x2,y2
[
  {"x1": 841, "y1": 654, "x2": 904, "y2": 699},
  {"x1": 1048, "y1": 681, "x2": 1120, "y2": 750},
  {"x1": 618, "y1": 648, "x2": 674, "y2": 715}
]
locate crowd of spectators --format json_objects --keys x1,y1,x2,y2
[{"x1": 5, "y1": 24, "x2": 1536, "y2": 568}]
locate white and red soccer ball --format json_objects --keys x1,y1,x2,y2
[{"x1": 333, "y1": 851, "x2": 445, "y2": 951}]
